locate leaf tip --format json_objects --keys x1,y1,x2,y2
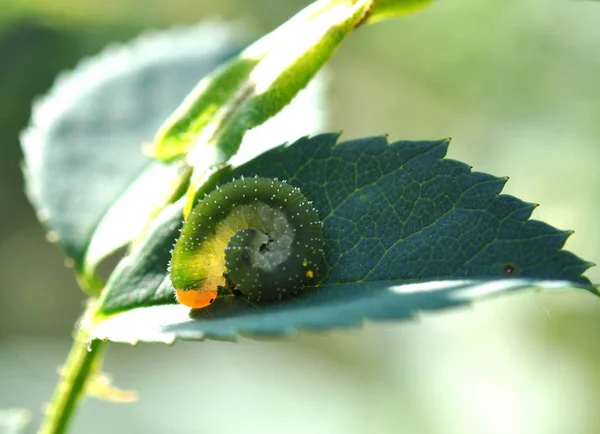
[
  {"x1": 583, "y1": 260, "x2": 596, "y2": 271},
  {"x1": 439, "y1": 137, "x2": 452, "y2": 149}
]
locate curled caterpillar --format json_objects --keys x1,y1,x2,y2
[{"x1": 169, "y1": 177, "x2": 324, "y2": 308}]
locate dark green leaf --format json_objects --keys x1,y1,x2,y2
[
  {"x1": 92, "y1": 279, "x2": 590, "y2": 344},
  {"x1": 94, "y1": 134, "x2": 593, "y2": 342},
  {"x1": 232, "y1": 135, "x2": 592, "y2": 285},
  {"x1": 20, "y1": 22, "x2": 248, "y2": 291}
]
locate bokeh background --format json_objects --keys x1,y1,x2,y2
[{"x1": 2, "y1": 0, "x2": 600, "y2": 433}]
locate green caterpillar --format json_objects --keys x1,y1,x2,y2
[{"x1": 169, "y1": 177, "x2": 324, "y2": 307}]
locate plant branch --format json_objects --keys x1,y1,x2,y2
[{"x1": 38, "y1": 307, "x2": 106, "y2": 434}]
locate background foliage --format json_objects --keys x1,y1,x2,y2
[{"x1": 1, "y1": 0, "x2": 600, "y2": 433}]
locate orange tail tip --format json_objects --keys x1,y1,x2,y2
[{"x1": 175, "y1": 288, "x2": 218, "y2": 309}]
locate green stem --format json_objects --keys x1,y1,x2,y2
[{"x1": 38, "y1": 315, "x2": 106, "y2": 434}]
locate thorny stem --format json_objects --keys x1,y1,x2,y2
[{"x1": 38, "y1": 305, "x2": 106, "y2": 434}]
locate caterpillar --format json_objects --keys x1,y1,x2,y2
[{"x1": 169, "y1": 177, "x2": 324, "y2": 308}]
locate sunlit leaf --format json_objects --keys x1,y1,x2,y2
[
  {"x1": 151, "y1": 0, "x2": 371, "y2": 167},
  {"x1": 368, "y1": 0, "x2": 435, "y2": 23},
  {"x1": 20, "y1": 22, "x2": 249, "y2": 292}
]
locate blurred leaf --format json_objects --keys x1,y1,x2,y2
[
  {"x1": 93, "y1": 279, "x2": 588, "y2": 344},
  {"x1": 368, "y1": 0, "x2": 435, "y2": 23},
  {"x1": 0, "y1": 0, "x2": 238, "y2": 28},
  {"x1": 93, "y1": 133, "x2": 593, "y2": 343},
  {"x1": 82, "y1": 162, "x2": 187, "y2": 273},
  {"x1": 0, "y1": 408, "x2": 31, "y2": 434},
  {"x1": 20, "y1": 22, "x2": 248, "y2": 293},
  {"x1": 84, "y1": 372, "x2": 138, "y2": 403}
]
